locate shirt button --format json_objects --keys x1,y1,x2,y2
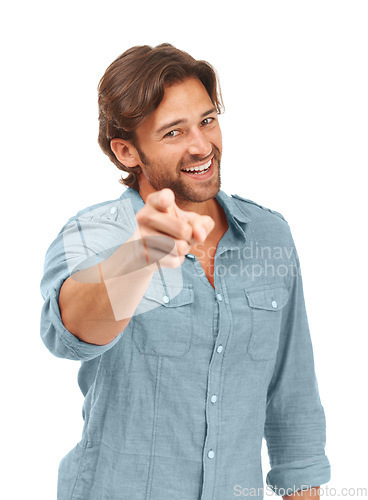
[
  {"x1": 110, "y1": 206, "x2": 117, "y2": 215},
  {"x1": 208, "y1": 450, "x2": 215, "y2": 459},
  {"x1": 216, "y1": 345, "x2": 223, "y2": 353},
  {"x1": 163, "y1": 295, "x2": 170, "y2": 304},
  {"x1": 216, "y1": 293, "x2": 223, "y2": 301},
  {"x1": 211, "y1": 395, "x2": 217, "y2": 403},
  {"x1": 271, "y1": 300, "x2": 278, "y2": 308},
  {"x1": 186, "y1": 253, "x2": 195, "y2": 259}
]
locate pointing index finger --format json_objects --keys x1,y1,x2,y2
[{"x1": 146, "y1": 188, "x2": 176, "y2": 213}]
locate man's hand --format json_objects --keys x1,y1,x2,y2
[
  {"x1": 134, "y1": 188, "x2": 215, "y2": 269},
  {"x1": 283, "y1": 486, "x2": 321, "y2": 499}
]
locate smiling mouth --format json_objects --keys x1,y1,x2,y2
[{"x1": 180, "y1": 158, "x2": 212, "y2": 175}]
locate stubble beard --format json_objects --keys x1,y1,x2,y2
[{"x1": 136, "y1": 144, "x2": 222, "y2": 207}]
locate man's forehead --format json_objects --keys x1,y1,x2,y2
[{"x1": 160, "y1": 77, "x2": 212, "y2": 110}]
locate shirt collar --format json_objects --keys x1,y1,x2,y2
[{"x1": 215, "y1": 189, "x2": 251, "y2": 235}]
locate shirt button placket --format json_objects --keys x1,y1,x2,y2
[{"x1": 201, "y1": 288, "x2": 227, "y2": 499}]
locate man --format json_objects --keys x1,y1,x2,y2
[{"x1": 40, "y1": 43, "x2": 331, "y2": 499}]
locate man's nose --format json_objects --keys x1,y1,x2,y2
[{"x1": 187, "y1": 127, "x2": 212, "y2": 158}]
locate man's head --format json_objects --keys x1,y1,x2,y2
[{"x1": 98, "y1": 43, "x2": 224, "y2": 205}]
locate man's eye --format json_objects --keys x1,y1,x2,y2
[
  {"x1": 202, "y1": 117, "x2": 214, "y2": 126},
  {"x1": 165, "y1": 130, "x2": 180, "y2": 138}
]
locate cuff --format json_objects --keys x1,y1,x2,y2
[
  {"x1": 265, "y1": 455, "x2": 331, "y2": 496},
  {"x1": 41, "y1": 275, "x2": 122, "y2": 361}
]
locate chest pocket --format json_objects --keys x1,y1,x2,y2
[
  {"x1": 132, "y1": 286, "x2": 193, "y2": 357},
  {"x1": 244, "y1": 284, "x2": 289, "y2": 361}
]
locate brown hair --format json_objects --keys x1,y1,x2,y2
[{"x1": 97, "y1": 43, "x2": 224, "y2": 190}]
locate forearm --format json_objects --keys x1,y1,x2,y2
[{"x1": 59, "y1": 232, "x2": 157, "y2": 345}]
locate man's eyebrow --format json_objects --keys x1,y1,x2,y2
[{"x1": 155, "y1": 107, "x2": 217, "y2": 135}]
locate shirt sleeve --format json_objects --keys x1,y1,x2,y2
[
  {"x1": 264, "y1": 228, "x2": 331, "y2": 496},
  {"x1": 39, "y1": 211, "x2": 135, "y2": 361}
]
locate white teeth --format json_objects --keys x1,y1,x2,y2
[{"x1": 182, "y1": 159, "x2": 212, "y2": 172}]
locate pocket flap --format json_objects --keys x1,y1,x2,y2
[
  {"x1": 245, "y1": 285, "x2": 289, "y2": 311},
  {"x1": 143, "y1": 286, "x2": 193, "y2": 308}
]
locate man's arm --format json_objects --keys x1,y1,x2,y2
[
  {"x1": 58, "y1": 189, "x2": 214, "y2": 345},
  {"x1": 59, "y1": 231, "x2": 158, "y2": 346},
  {"x1": 264, "y1": 229, "x2": 331, "y2": 495}
]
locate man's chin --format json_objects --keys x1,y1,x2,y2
[{"x1": 171, "y1": 180, "x2": 221, "y2": 206}]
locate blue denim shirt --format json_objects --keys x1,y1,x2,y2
[{"x1": 40, "y1": 187, "x2": 331, "y2": 499}]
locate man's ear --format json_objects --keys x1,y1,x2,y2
[{"x1": 110, "y1": 138, "x2": 140, "y2": 167}]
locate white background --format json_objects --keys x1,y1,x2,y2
[{"x1": 1, "y1": 1, "x2": 367, "y2": 498}]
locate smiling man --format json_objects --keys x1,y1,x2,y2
[
  {"x1": 40, "y1": 43, "x2": 331, "y2": 499},
  {"x1": 116, "y1": 78, "x2": 222, "y2": 206}
]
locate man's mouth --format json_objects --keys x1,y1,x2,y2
[{"x1": 180, "y1": 158, "x2": 212, "y2": 175}]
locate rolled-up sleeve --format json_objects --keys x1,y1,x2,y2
[
  {"x1": 40, "y1": 210, "x2": 134, "y2": 361},
  {"x1": 264, "y1": 231, "x2": 331, "y2": 495}
]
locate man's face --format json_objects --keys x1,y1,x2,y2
[{"x1": 133, "y1": 77, "x2": 223, "y2": 207}]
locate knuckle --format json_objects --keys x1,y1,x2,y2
[
  {"x1": 175, "y1": 239, "x2": 188, "y2": 255},
  {"x1": 202, "y1": 215, "x2": 213, "y2": 225},
  {"x1": 146, "y1": 192, "x2": 155, "y2": 204},
  {"x1": 144, "y1": 211, "x2": 158, "y2": 228},
  {"x1": 136, "y1": 211, "x2": 149, "y2": 226},
  {"x1": 177, "y1": 221, "x2": 192, "y2": 241}
]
